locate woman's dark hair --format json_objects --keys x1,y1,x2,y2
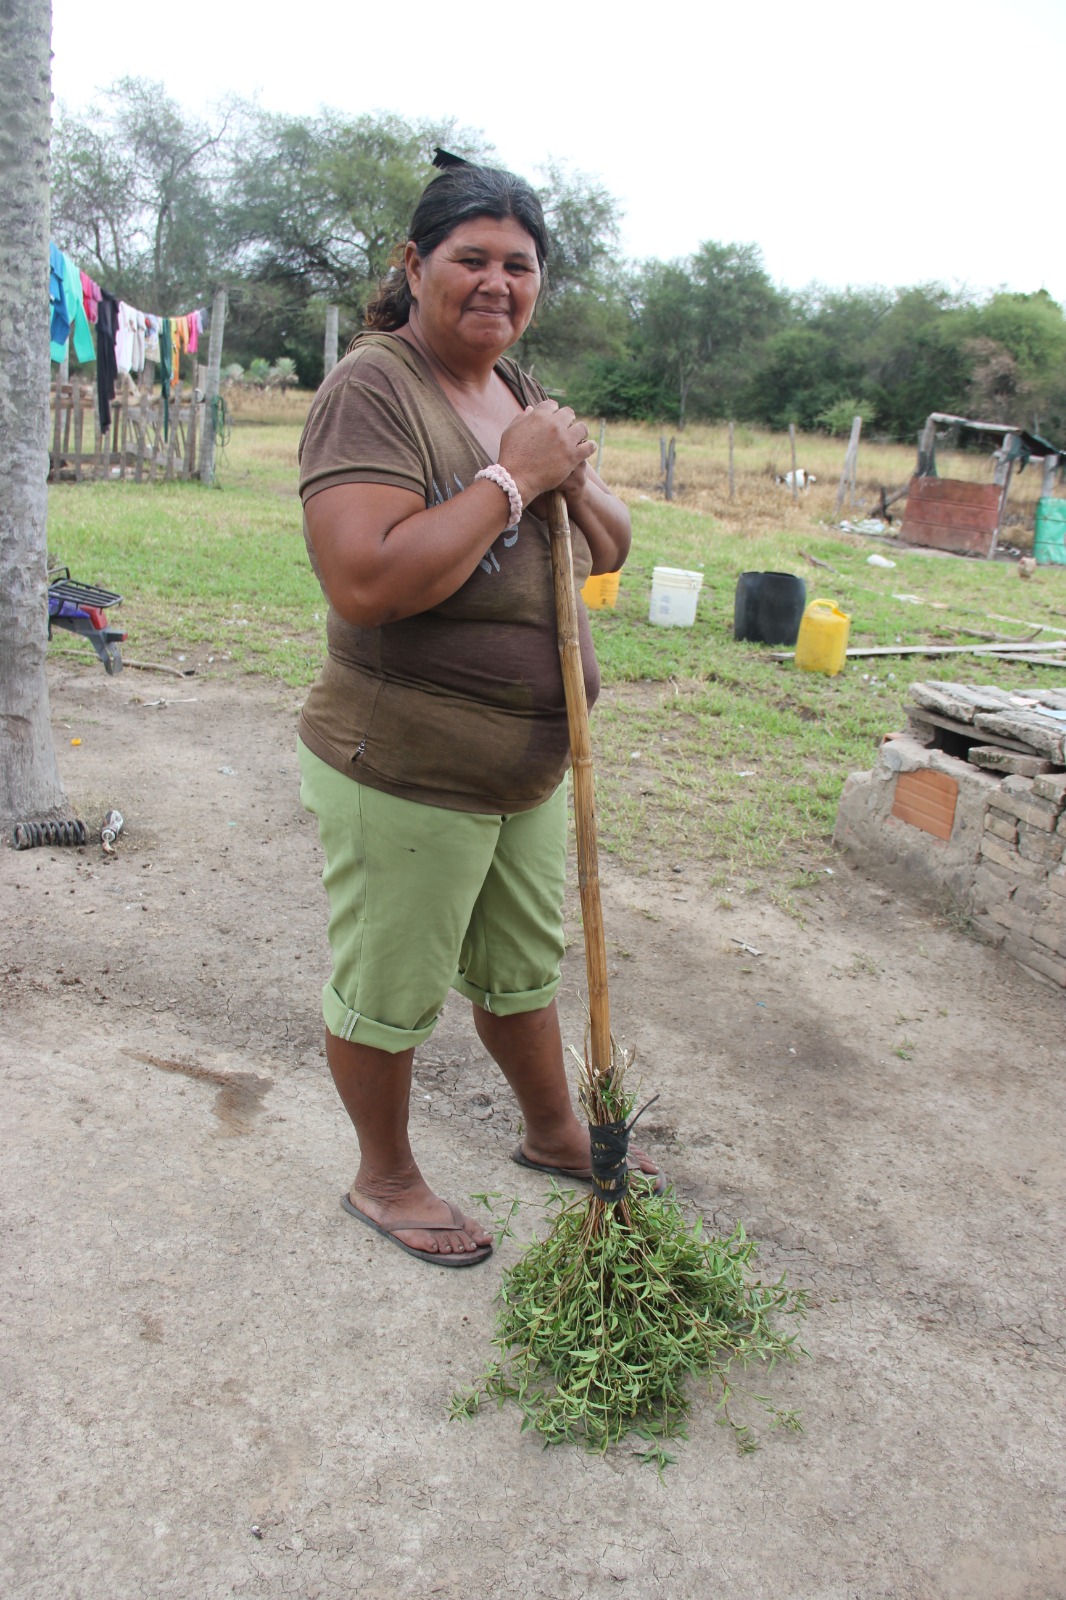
[{"x1": 362, "y1": 163, "x2": 549, "y2": 333}]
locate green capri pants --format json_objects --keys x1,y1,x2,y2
[{"x1": 298, "y1": 739, "x2": 567, "y2": 1053}]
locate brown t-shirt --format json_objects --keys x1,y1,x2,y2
[{"x1": 297, "y1": 332, "x2": 600, "y2": 813}]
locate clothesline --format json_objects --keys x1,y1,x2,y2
[{"x1": 49, "y1": 241, "x2": 210, "y2": 435}]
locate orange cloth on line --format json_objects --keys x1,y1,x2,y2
[{"x1": 170, "y1": 314, "x2": 188, "y2": 386}]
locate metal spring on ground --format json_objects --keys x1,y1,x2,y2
[{"x1": 10, "y1": 817, "x2": 88, "y2": 850}]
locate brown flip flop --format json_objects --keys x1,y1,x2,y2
[{"x1": 341, "y1": 1193, "x2": 493, "y2": 1268}]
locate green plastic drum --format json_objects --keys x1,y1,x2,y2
[{"x1": 1034, "y1": 497, "x2": 1066, "y2": 565}]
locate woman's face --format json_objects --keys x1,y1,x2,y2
[{"x1": 405, "y1": 215, "x2": 542, "y2": 362}]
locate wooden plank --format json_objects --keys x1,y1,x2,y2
[
  {"x1": 134, "y1": 388, "x2": 148, "y2": 483},
  {"x1": 51, "y1": 383, "x2": 65, "y2": 475},
  {"x1": 891, "y1": 769, "x2": 958, "y2": 840},
  {"x1": 165, "y1": 397, "x2": 179, "y2": 480},
  {"x1": 986, "y1": 652, "x2": 1066, "y2": 668},
  {"x1": 772, "y1": 639, "x2": 1058, "y2": 662},
  {"x1": 907, "y1": 706, "x2": 1042, "y2": 756},
  {"x1": 73, "y1": 392, "x2": 85, "y2": 481},
  {"x1": 182, "y1": 391, "x2": 198, "y2": 479}
]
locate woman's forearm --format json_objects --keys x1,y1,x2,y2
[{"x1": 564, "y1": 473, "x2": 632, "y2": 574}]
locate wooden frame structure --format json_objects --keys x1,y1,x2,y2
[
  {"x1": 900, "y1": 412, "x2": 1062, "y2": 559},
  {"x1": 49, "y1": 369, "x2": 206, "y2": 484}
]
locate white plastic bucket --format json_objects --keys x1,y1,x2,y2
[{"x1": 649, "y1": 566, "x2": 703, "y2": 627}]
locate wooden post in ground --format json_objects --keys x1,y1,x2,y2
[
  {"x1": 50, "y1": 376, "x2": 63, "y2": 474},
  {"x1": 324, "y1": 304, "x2": 339, "y2": 375},
  {"x1": 596, "y1": 417, "x2": 605, "y2": 476},
  {"x1": 728, "y1": 420, "x2": 735, "y2": 500},
  {"x1": 835, "y1": 414, "x2": 863, "y2": 519},
  {"x1": 917, "y1": 415, "x2": 937, "y2": 476},
  {"x1": 789, "y1": 423, "x2": 798, "y2": 503},
  {"x1": 199, "y1": 287, "x2": 227, "y2": 485},
  {"x1": 664, "y1": 437, "x2": 676, "y2": 501},
  {"x1": 1041, "y1": 453, "x2": 1060, "y2": 497}
]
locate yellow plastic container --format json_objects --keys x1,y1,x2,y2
[
  {"x1": 581, "y1": 571, "x2": 621, "y2": 609},
  {"x1": 795, "y1": 598, "x2": 851, "y2": 676}
]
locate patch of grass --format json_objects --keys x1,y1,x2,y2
[{"x1": 45, "y1": 412, "x2": 1066, "y2": 889}]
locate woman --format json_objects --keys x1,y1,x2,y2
[{"x1": 297, "y1": 159, "x2": 661, "y2": 1268}]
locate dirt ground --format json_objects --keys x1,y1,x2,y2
[{"x1": 2, "y1": 662, "x2": 1064, "y2": 1600}]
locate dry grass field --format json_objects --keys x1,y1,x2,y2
[
  {"x1": 593, "y1": 420, "x2": 1046, "y2": 547},
  {"x1": 225, "y1": 389, "x2": 1045, "y2": 549}
]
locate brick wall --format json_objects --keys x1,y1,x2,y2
[{"x1": 970, "y1": 772, "x2": 1066, "y2": 989}]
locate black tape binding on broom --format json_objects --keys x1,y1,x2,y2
[{"x1": 588, "y1": 1093, "x2": 660, "y2": 1205}]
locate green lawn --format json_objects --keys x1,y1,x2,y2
[{"x1": 47, "y1": 411, "x2": 1066, "y2": 887}]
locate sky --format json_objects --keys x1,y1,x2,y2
[{"x1": 50, "y1": 0, "x2": 1066, "y2": 307}]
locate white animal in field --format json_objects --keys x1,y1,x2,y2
[{"x1": 775, "y1": 469, "x2": 817, "y2": 489}]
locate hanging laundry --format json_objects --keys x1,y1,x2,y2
[
  {"x1": 95, "y1": 291, "x2": 120, "y2": 432},
  {"x1": 144, "y1": 314, "x2": 160, "y2": 364},
  {"x1": 80, "y1": 269, "x2": 101, "y2": 326},
  {"x1": 49, "y1": 244, "x2": 68, "y2": 352},
  {"x1": 159, "y1": 317, "x2": 173, "y2": 439},
  {"x1": 129, "y1": 307, "x2": 146, "y2": 374},
  {"x1": 50, "y1": 245, "x2": 95, "y2": 366},
  {"x1": 115, "y1": 302, "x2": 134, "y2": 375}
]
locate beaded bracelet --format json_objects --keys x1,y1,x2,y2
[{"x1": 474, "y1": 463, "x2": 523, "y2": 529}]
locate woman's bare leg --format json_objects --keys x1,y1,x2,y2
[
  {"x1": 472, "y1": 1001, "x2": 661, "y2": 1177},
  {"x1": 326, "y1": 1030, "x2": 492, "y2": 1256}
]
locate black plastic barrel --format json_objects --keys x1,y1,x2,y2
[{"x1": 733, "y1": 571, "x2": 807, "y2": 646}]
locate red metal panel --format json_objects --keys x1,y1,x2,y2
[{"x1": 900, "y1": 476, "x2": 1002, "y2": 556}]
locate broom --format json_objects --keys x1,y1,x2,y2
[{"x1": 452, "y1": 493, "x2": 807, "y2": 1459}]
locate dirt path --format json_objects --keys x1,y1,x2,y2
[{"x1": 2, "y1": 664, "x2": 1063, "y2": 1599}]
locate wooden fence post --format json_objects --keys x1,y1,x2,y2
[
  {"x1": 788, "y1": 423, "x2": 798, "y2": 503},
  {"x1": 835, "y1": 414, "x2": 863, "y2": 519},
  {"x1": 199, "y1": 287, "x2": 228, "y2": 486},
  {"x1": 596, "y1": 417, "x2": 605, "y2": 476},
  {"x1": 664, "y1": 437, "x2": 676, "y2": 502},
  {"x1": 728, "y1": 420, "x2": 735, "y2": 501},
  {"x1": 324, "y1": 304, "x2": 339, "y2": 375}
]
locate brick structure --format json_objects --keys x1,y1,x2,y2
[{"x1": 834, "y1": 684, "x2": 1066, "y2": 990}]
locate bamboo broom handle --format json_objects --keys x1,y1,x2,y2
[{"x1": 546, "y1": 490, "x2": 612, "y2": 1085}]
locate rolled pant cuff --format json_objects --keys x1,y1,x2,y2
[
  {"x1": 322, "y1": 984, "x2": 439, "y2": 1054},
  {"x1": 452, "y1": 974, "x2": 561, "y2": 1015}
]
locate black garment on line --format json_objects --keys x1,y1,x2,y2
[{"x1": 95, "y1": 291, "x2": 120, "y2": 433}]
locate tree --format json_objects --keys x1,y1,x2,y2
[
  {"x1": 0, "y1": 0, "x2": 68, "y2": 830},
  {"x1": 51, "y1": 78, "x2": 232, "y2": 311},
  {"x1": 516, "y1": 161, "x2": 630, "y2": 382},
  {"x1": 631, "y1": 243, "x2": 783, "y2": 427},
  {"x1": 223, "y1": 110, "x2": 491, "y2": 384},
  {"x1": 960, "y1": 291, "x2": 1066, "y2": 431},
  {"x1": 863, "y1": 284, "x2": 970, "y2": 438},
  {"x1": 631, "y1": 259, "x2": 708, "y2": 429}
]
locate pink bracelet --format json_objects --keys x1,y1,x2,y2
[{"x1": 475, "y1": 464, "x2": 523, "y2": 529}]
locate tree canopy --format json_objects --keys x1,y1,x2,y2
[{"x1": 50, "y1": 81, "x2": 1066, "y2": 440}]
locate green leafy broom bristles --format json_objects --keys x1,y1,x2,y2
[{"x1": 452, "y1": 1041, "x2": 807, "y2": 1460}]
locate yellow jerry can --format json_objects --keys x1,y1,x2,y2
[{"x1": 795, "y1": 599, "x2": 851, "y2": 676}]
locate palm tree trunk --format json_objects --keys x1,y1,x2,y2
[{"x1": 0, "y1": 0, "x2": 68, "y2": 828}]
